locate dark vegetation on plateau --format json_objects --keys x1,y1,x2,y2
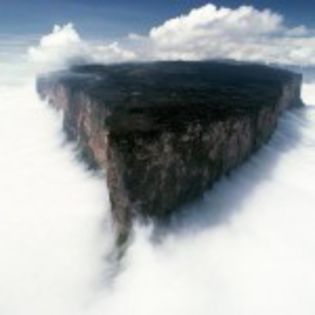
[{"x1": 39, "y1": 61, "x2": 300, "y2": 133}]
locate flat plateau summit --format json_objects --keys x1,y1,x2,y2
[{"x1": 37, "y1": 61, "x2": 303, "y2": 239}]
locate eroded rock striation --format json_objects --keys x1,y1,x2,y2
[{"x1": 37, "y1": 61, "x2": 303, "y2": 238}]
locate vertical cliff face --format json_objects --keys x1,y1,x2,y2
[{"x1": 37, "y1": 61, "x2": 303, "y2": 238}]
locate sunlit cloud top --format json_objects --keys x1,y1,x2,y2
[{"x1": 28, "y1": 3, "x2": 315, "y2": 70}]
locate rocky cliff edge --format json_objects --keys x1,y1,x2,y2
[{"x1": 36, "y1": 61, "x2": 303, "y2": 241}]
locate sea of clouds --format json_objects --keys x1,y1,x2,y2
[{"x1": 1, "y1": 3, "x2": 315, "y2": 315}]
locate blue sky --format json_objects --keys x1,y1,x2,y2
[{"x1": 0, "y1": 0, "x2": 313, "y2": 38}]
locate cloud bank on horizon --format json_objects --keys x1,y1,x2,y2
[{"x1": 29, "y1": 3, "x2": 315, "y2": 70}]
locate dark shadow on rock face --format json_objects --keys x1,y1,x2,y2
[{"x1": 150, "y1": 107, "x2": 310, "y2": 242}]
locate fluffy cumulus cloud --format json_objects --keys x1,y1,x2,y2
[
  {"x1": 29, "y1": 4, "x2": 315, "y2": 69},
  {"x1": 28, "y1": 23, "x2": 136, "y2": 71},
  {"x1": 145, "y1": 3, "x2": 315, "y2": 65}
]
